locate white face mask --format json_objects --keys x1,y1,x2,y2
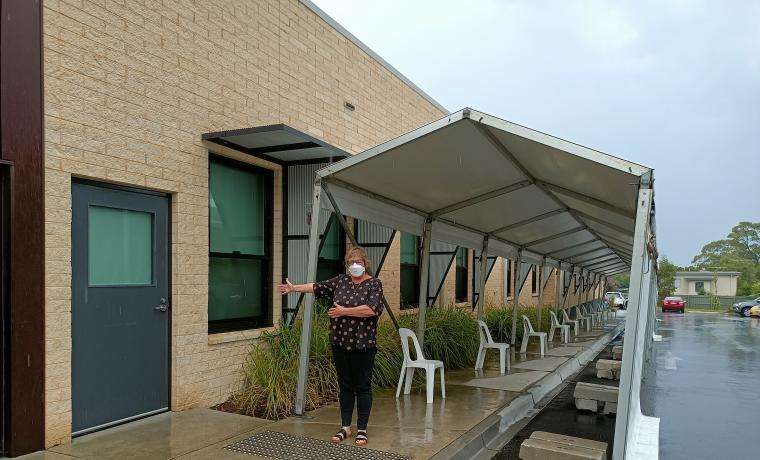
[{"x1": 348, "y1": 262, "x2": 365, "y2": 277}]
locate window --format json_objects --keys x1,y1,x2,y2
[
  {"x1": 506, "y1": 260, "x2": 513, "y2": 298},
  {"x1": 695, "y1": 281, "x2": 705, "y2": 294},
  {"x1": 89, "y1": 206, "x2": 153, "y2": 286},
  {"x1": 316, "y1": 215, "x2": 345, "y2": 282},
  {"x1": 209, "y1": 157, "x2": 272, "y2": 333},
  {"x1": 531, "y1": 266, "x2": 538, "y2": 294},
  {"x1": 674, "y1": 278, "x2": 681, "y2": 289},
  {"x1": 400, "y1": 232, "x2": 420, "y2": 308},
  {"x1": 455, "y1": 247, "x2": 468, "y2": 302}
]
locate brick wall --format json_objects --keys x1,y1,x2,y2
[{"x1": 42, "y1": 0, "x2": 443, "y2": 446}]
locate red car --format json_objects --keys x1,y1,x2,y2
[{"x1": 662, "y1": 296, "x2": 685, "y2": 313}]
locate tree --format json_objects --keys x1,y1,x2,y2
[
  {"x1": 691, "y1": 221, "x2": 760, "y2": 296},
  {"x1": 657, "y1": 257, "x2": 679, "y2": 299},
  {"x1": 611, "y1": 273, "x2": 630, "y2": 290}
]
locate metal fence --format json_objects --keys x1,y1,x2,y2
[{"x1": 680, "y1": 295, "x2": 755, "y2": 309}]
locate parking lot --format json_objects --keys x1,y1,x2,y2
[{"x1": 642, "y1": 311, "x2": 760, "y2": 460}]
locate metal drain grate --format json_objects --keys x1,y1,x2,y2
[{"x1": 225, "y1": 430, "x2": 410, "y2": 460}]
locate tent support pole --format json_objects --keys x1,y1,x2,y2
[
  {"x1": 555, "y1": 267, "x2": 562, "y2": 315},
  {"x1": 416, "y1": 217, "x2": 433, "y2": 346},
  {"x1": 537, "y1": 259, "x2": 545, "y2": 329},
  {"x1": 294, "y1": 179, "x2": 323, "y2": 415},
  {"x1": 511, "y1": 251, "x2": 523, "y2": 345},
  {"x1": 321, "y1": 183, "x2": 400, "y2": 330},
  {"x1": 476, "y1": 235, "x2": 490, "y2": 320}
]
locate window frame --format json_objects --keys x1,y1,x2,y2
[
  {"x1": 455, "y1": 247, "x2": 468, "y2": 302},
  {"x1": 208, "y1": 155, "x2": 274, "y2": 334}
]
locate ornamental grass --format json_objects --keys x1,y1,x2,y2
[{"x1": 232, "y1": 302, "x2": 551, "y2": 420}]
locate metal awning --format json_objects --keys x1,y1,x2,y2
[
  {"x1": 202, "y1": 124, "x2": 349, "y2": 165},
  {"x1": 315, "y1": 108, "x2": 651, "y2": 276}
]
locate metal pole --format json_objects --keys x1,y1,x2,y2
[
  {"x1": 537, "y1": 259, "x2": 545, "y2": 330},
  {"x1": 561, "y1": 267, "x2": 572, "y2": 310},
  {"x1": 416, "y1": 217, "x2": 433, "y2": 345},
  {"x1": 476, "y1": 235, "x2": 490, "y2": 320},
  {"x1": 555, "y1": 266, "x2": 562, "y2": 315},
  {"x1": 510, "y1": 250, "x2": 523, "y2": 345},
  {"x1": 612, "y1": 188, "x2": 653, "y2": 460},
  {"x1": 321, "y1": 183, "x2": 400, "y2": 330},
  {"x1": 294, "y1": 179, "x2": 323, "y2": 415}
]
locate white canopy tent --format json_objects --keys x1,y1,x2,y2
[{"x1": 293, "y1": 108, "x2": 657, "y2": 459}]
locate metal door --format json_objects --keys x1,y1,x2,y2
[{"x1": 71, "y1": 182, "x2": 169, "y2": 435}]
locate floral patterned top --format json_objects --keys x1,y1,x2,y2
[{"x1": 314, "y1": 274, "x2": 385, "y2": 350}]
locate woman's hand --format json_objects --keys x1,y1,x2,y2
[
  {"x1": 328, "y1": 302, "x2": 348, "y2": 318},
  {"x1": 278, "y1": 278, "x2": 295, "y2": 294}
]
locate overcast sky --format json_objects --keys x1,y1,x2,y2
[{"x1": 313, "y1": 0, "x2": 760, "y2": 266}]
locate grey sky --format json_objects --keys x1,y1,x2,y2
[{"x1": 313, "y1": 0, "x2": 760, "y2": 267}]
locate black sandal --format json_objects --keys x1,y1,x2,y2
[
  {"x1": 332, "y1": 428, "x2": 350, "y2": 444},
  {"x1": 355, "y1": 430, "x2": 368, "y2": 446}
]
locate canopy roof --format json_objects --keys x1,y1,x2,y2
[
  {"x1": 317, "y1": 108, "x2": 653, "y2": 276},
  {"x1": 203, "y1": 124, "x2": 349, "y2": 164}
]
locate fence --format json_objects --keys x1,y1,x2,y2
[{"x1": 680, "y1": 295, "x2": 755, "y2": 310}]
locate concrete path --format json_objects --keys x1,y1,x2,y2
[
  {"x1": 20, "y1": 315, "x2": 625, "y2": 460},
  {"x1": 641, "y1": 311, "x2": 760, "y2": 460}
]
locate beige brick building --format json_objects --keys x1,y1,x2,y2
[{"x1": 27, "y1": 0, "x2": 606, "y2": 450}]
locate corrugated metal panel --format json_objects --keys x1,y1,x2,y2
[
  {"x1": 356, "y1": 220, "x2": 393, "y2": 244},
  {"x1": 427, "y1": 240, "x2": 457, "y2": 306},
  {"x1": 356, "y1": 221, "x2": 394, "y2": 273},
  {"x1": 288, "y1": 163, "x2": 330, "y2": 236},
  {"x1": 287, "y1": 239, "x2": 308, "y2": 309},
  {"x1": 286, "y1": 163, "x2": 332, "y2": 311}
]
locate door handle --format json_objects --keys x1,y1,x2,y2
[{"x1": 155, "y1": 298, "x2": 168, "y2": 312}]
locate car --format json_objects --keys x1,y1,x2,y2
[
  {"x1": 662, "y1": 296, "x2": 685, "y2": 313},
  {"x1": 733, "y1": 297, "x2": 760, "y2": 317},
  {"x1": 605, "y1": 291, "x2": 626, "y2": 308}
]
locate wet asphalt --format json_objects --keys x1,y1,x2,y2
[{"x1": 642, "y1": 311, "x2": 760, "y2": 460}]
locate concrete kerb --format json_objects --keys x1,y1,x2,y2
[
  {"x1": 431, "y1": 320, "x2": 625, "y2": 460},
  {"x1": 527, "y1": 371, "x2": 563, "y2": 403}
]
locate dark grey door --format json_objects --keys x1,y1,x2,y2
[{"x1": 72, "y1": 182, "x2": 169, "y2": 435}]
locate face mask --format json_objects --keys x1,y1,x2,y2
[{"x1": 348, "y1": 263, "x2": 365, "y2": 277}]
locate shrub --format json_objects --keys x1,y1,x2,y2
[
  {"x1": 232, "y1": 303, "x2": 528, "y2": 420},
  {"x1": 233, "y1": 312, "x2": 338, "y2": 420}
]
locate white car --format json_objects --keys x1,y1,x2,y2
[{"x1": 605, "y1": 291, "x2": 627, "y2": 309}]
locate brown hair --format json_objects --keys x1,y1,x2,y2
[{"x1": 345, "y1": 245, "x2": 371, "y2": 272}]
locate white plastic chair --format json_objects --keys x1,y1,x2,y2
[
  {"x1": 575, "y1": 306, "x2": 592, "y2": 332},
  {"x1": 586, "y1": 304, "x2": 602, "y2": 327},
  {"x1": 601, "y1": 303, "x2": 613, "y2": 322},
  {"x1": 475, "y1": 320, "x2": 510, "y2": 374},
  {"x1": 395, "y1": 328, "x2": 445, "y2": 404},
  {"x1": 549, "y1": 311, "x2": 570, "y2": 344},
  {"x1": 595, "y1": 303, "x2": 609, "y2": 324},
  {"x1": 562, "y1": 309, "x2": 580, "y2": 336},
  {"x1": 520, "y1": 315, "x2": 547, "y2": 356},
  {"x1": 581, "y1": 304, "x2": 597, "y2": 327}
]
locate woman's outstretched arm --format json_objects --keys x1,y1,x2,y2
[{"x1": 278, "y1": 278, "x2": 314, "y2": 294}]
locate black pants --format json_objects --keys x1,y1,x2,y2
[{"x1": 332, "y1": 346, "x2": 376, "y2": 430}]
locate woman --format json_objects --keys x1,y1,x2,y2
[{"x1": 279, "y1": 246, "x2": 384, "y2": 447}]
